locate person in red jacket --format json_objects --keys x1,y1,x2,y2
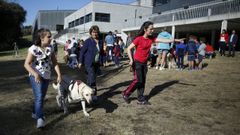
[
  {"x1": 219, "y1": 29, "x2": 229, "y2": 56},
  {"x1": 205, "y1": 43, "x2": 214, "y2": 59}
]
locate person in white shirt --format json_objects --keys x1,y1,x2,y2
[
  {"x1": 228, "y1": 30, "x2": 238, "y2": 57},
  {"x1": 24, "y1": 28, "x2": 62, "y2": 128}
]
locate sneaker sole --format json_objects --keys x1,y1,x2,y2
[{"x1": 137, "y1": 101, "x2": 151, "y2": 105}]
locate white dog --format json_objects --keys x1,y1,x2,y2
[{"x1": 52, "y1": 76, "x2": 94, "y2": 117}]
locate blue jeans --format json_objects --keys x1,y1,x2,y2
[
  {"x1": 85, "y1": 63, "x2": 99, "y2": 95},
  {"x1": 177, "y1": 55, "x2": 184, "y2": 69},
  {"x1": 29, "y1": 75, "x2": 49, "y2": 119}
]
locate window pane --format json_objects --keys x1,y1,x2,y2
[{"x1": 95, "y1": 13, "x2": 110, "y2": 22}]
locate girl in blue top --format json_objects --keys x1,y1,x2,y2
[{"x1": 156, "y1": 27, "x2": 173, "y2": 70}]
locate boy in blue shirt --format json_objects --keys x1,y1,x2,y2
[
  {"x1": 176, "y1": 40, "x2": 186, "y2": 70},
  {"x1": 186, "y1": 36, "x2": 197, "y2": 70}
]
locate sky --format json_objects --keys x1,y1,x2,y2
[{"x1": 16, "y1": 0, "x2": 135, "y2": 26}]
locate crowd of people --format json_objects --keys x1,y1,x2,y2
[
  {"x1": 148, "y1": 29, "x2": 238, "y2": 71},
  {"x1": 24, "y1": 21, "x2": 238, "y2": 128},
  {"x1": 62, "y1": 31, "x2": 126, "y2": 69}
]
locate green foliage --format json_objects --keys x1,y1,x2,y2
[{"x1": 0, "y1": 0, "x2": 27, "y2": 50}]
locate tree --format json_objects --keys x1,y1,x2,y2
[{"x1": 0, "y1": 0, "x2": 26, "y2": 50}]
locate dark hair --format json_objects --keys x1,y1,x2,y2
[
  {"x1": 34, "y1": 28, "x2": 51, "y2": 46},
  {"x1": 188, "y1": 35, "x2": 196, "y2": 41},
  {"x1": 200, "y1": 37, "x2": 206, "y2": 43},
  {"x1": 89, "y1": 25, "x2": 100, "y2": 35},
  {"x1": 137, "y1": 21, "x2": 153, "y2": 37}
]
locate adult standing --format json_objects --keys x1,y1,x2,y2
[
  {"x1": 24, "y1": 28, "x2": 62, "y2": 128},
  {"x1": 78, "y1": 25, "x2": 103, "y2": 101},
  {"x1": 13, "y1": 42, "x2": 19, "y2": 57},
  {"x1": 219, "y1": 29, "x2": 229, "y2": 56},
  {"x1": 52, "y1": 40, "x2": 58, "y2": 56},
  {"x1": 228, "y1": 30, "x2": 238, "y2": 57},
  {"x1": 122, "y1": 21, "x2": 182, "y2": 105}
]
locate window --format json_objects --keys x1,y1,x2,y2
[
  {"x1": 75, "y1": 19, "x2": 80, "y2": 26},
  {"x1": 56, "y1": 24, "x2": 63, "y2": 32},
  {"x1": 85, "y1": 13, "x2": 92, "y2": 23},
  {"x1": 79, "y1": 17, "x2": 84, "y2": 25},
  {"x1": 68, "y1": 21, "x2": 74, "y2": 28},
  {"x1": 153, "y1": 0, "x2": 170, "y2": 6},
  {"x1": 95, "y1": 13, "x2": 110, "y2": 22}
]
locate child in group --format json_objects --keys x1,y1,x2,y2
[
  {"x1": 176, "y1": 40, "x2": 186, "y2": 70},
  {"x1": 113, "y1": 41, "x2": 121, "y2": 67},
  {"x1": 68, "y1": 43, "x2": 79, "y2": 69},
  {"x1": 186, "y1": 35, "x2": 197, "y2": 70},
  {"x1": 198, "y1": 38, "x2": 207, "y2": 70},
  {"x1": 63, "y1": 39, "x2": 71, "y2": 64},
  {"x1": 118, "y1": 37, "x2": 125, "y2": 58}
]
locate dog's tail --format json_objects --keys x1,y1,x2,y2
[{"x1": 52, "y1": 82, "x2": 60, "y2": 90}]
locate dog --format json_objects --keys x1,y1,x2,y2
[
  {"x1": 167, "y1": 52, "x2": 176, "y2": 70},
  {"x1": 52, "y1": 75, "x2": 94, "y2": 117}
]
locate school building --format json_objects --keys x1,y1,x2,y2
[
  {"x1": 54, "y1": 0, "x2": 153, "y2": 44},
  {"x1": 122, "y1": 0, "x2": 240, "y2": 49}
]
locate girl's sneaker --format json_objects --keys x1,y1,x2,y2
[
  {"x1": 137, "y1": 100, "x2": 151, "y2": 105},
  {"x1": 37, "y1": 118, "x2": 45, "y2": 128},
  {"x1": 122, "y1": 93, "x2": 130, "y2": 104}
]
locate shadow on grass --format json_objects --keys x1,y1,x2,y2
[
  {"x1": 146, "y1": 80, "x2": 197, "y2": 100},
  {"x1": 0, "y1": 101, "x2": 36, "y2": 135},
  {"x1": 88, "y1": 80, "x2": 132, "y2": 114}
]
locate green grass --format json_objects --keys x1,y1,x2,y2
[{"x1": 22, "y1": 35, "x2": 32, "y2": 41}]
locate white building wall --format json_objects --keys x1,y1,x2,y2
[
  {"x1": 139, "y1": 0, "x2": 153, "y2": 7},
  {"x1": 91, "y1": 1, "x2": 152, "y2": 33},
  {"x1": 60, "y1": 1, "x2": 152, "y2": 43},
  {"x1": 64, "y1": 1, "x2": 152, "y2": 33},
  {"x1": 64, "y1": 3, "x2": 93, "y2": 29}
]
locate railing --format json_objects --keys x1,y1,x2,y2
[
  {"x1": 149, "y1": 0, "x2": 240, "y2": 23},
  {"x1": 53, "y1": 28, "x2": 79, "y2": 39}
]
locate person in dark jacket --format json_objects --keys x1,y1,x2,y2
[
  {"x1": 176, "y1": 40, "x2": 186, "y2": 70},
  {"x1": 186, "y1": 35, "x2": 197, "y2": 70},
  {"x1": 228, "y1": 30, "x2": 238, "y2": 57},
  {"x1": 78, "y1": 25, "x2": 103, "y2": 101}
]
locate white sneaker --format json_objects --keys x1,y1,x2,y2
[
  {"x1": 37, "y1": 118, "x2": 45, "y2": 128},
  {"x1": 155, "y1": 66, "x2": 159, "y2": 70},
  {"x1": 159, "y1": 67, "x2": 163, "y2": 70}
]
